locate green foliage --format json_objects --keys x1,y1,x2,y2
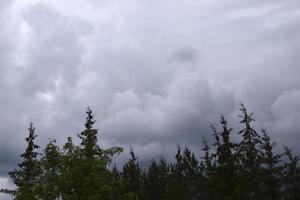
[
  {"x1": 8, "y1": 122, "x2": 41, "y2": 200},
  {"x1": 37, "y1": 139, "x2": 61, "y2": 200},
  {"x1": 2, "y1": 105, "x2": 300, "y2": 200},
  {"x1": 258, "y1": 129, "x2": 282, "y2": 200},
  {"x1": 282, "y1": 147, "x2": 300, "y2": 200},
  {"x1": 144, "y1": 157, "x2": 169, "y2": 200},
  {"x1": 208, "y1": 115, "x2": 239, "y2": 200},
  {"x1": 122, "y1": 148, "x2": 143, "y2": 199}
]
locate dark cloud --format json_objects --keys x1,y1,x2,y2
[
  {"x1": 170, "y1": 46, "x2": 198, "y2": 63},
  {"x1": 0, "y1": 1, "x2": 300, "y2": 196}
]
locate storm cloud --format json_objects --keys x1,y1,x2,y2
[{"x1": 0, "y1": 0, "x2": 300, "y2": 197}]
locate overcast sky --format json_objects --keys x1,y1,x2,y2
[{"x1": 1, "y1": 0, "x2": 300, "y2": 197}]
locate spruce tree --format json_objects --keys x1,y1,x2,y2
[
  {"x1": 236, "y1": 104, "x2": 262, "y2": 200},
  {"x1": 8, "y1": 122, "x2": 41, "y2": 200},
  {"x1": 209, "y1": 115, "x2": 239, "y2": 200},
  {"x1": 258, "y1": 129, "x2": 282, "y2": 200},
  {"x1": 76, "y1": 107, "x2": 122, "y2": 199},
  {"x1": 282, "y1": 147, "x2": 300, "y2": 200},
  {"x1": 164, "y1": 146, "x2": 192, "y2": 200},
  {"x1": 122, "y1": 148, "x2": 143, "y2": 199},
  {"x1": 200, "y1": 138, "x2": 213, "y2": 200},
  {"x1": 78, "y1": 107, "x2": 99, "y2": 160},
  {"x1": 144, "y1": 157, "x2": 169, "y2": 200}
]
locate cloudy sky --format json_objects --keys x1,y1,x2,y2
[{"x1": 1, "y1": 0, "x2": 300, "y2": 197}]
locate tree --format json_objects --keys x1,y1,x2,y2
[
  {"x1": 78, "y1": 107, "x2": 99, "y2": 160},
  {"x1": 209, "y1": 115, "x2": 239, "y2": 200},
  {"x1": 200, "y1": 138, "x2": 213, "y2": 200},
  {"x1": 236, "y1": 104, "x2": 262, "y2": 200},
  {"x1": 59, "y1": 137, "x2": 82, "y2": 200},
  {"x1": 282, "y1": 147, "x2": 300, "y2": 200},
  {"x1": 8, "y1": 122, "x2": 41, "y2": 200},
  {"x1": 38, "y1": 139, "x2": 62, "y2": 200},
  {"x1": 164, "y1": 145, "x2": 202, "y2": 200},
  {"x1": 122, "y1": 148, "x2": 143, "y2": 199},
  {"x1": 257, "y1": 129, "x2": 282, "y2": 200},
  {"x1": 144, "y1": 157, "x2": 169, "y2": 200},
  {"x1": 75, "y1": 107, "x2": 123, "y2": 199}
]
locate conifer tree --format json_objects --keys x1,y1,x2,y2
[
  {"x1": 200, "y1": 138, "x2": 213, "y2": 200},
  {"x1": 236, "y1": 104, "x2": 262, "y2": 200},
  {"x1": 258, "y1": 129, "x2": 282, "y2": 200},
  {"x1": 164, "y1": 146, "x2": 195, "y2": 200},
  {"x1": 38, "y1": 139, "x2": 62, "y2": 200},
  {"x1": 8, "y1": 122, "x2": 41, "y2": 200},
  {"x1": 78, "y1": 107, "x2": 99, "y2": 160},
  {"x1": 144, "y1": 157, "x2": 169, "y2": 200},
  {"x1": 282, "y1": 147, "x2": 300, "y2": 200},
  {"x1": 122, "y1": 148, "x2": 143, "y2": 199},
  {"x1": 76, "y1": 107, "x2": 122, "y2": 199},
  {"x1": 209, "y1": 115, "x2": 239, "y2": 200}
]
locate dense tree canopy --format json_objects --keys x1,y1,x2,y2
[{"x1": 1, "y1": 105, "x2": 300, "y2": 200}]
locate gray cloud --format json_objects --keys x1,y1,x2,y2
[
  {"x1": 0, "y1": 1, "x2": 300, "y2": 197},
  {"x1": 169, "y1": 46, "x2": 199, "y2": 63}
]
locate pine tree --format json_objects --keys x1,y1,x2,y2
[
  {"x1": 200, "y1": 138, "x2": 213, "y2": 200},
  {"x1": 122, "y1": 148, "x2": 143, "y2": 199},
  {"x1": 76, "y1": 107, "x2": 123, "y2": 199},
  {"x1": 144, "y1": 157, "x2": 169, "y2": 200},
  {"x1": 8, "y1": 122, "x2": 41, "y2": 200},
  {"x1": 78, "y1": 107, "x2": 99, "y2": 160},
  {"x1": 282, "y1": 147, "x2": 300, "y2": 200},
  {"x1": 209, "y1": 115, "x2": 239, "y2": 200},
  {"x1": 236, "y1": 104, "x2": 262, "y2": 200},
  {"x1": 258, "y1": 129, "x2": 282, "y2": 200},
  {"x1": 164, "y1": 145, "x2": 199, "y2": 200}
]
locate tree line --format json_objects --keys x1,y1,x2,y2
[{"x1": 1, "y1": 104, "x2": 300, "y2": 200}]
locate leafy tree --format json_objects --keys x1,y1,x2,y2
[
  {"x1": 8, "y1": 122, "x2": 42, "y2": 200},
  {"x1": 3, "y1": 104, "x2": 300, "y2": 200},
  {"x1": 38, "y1": 139, "x2": 62, "y2": 200},
  {"x1": 59, "y1": 136, "x2": 80, "y2": 200}
]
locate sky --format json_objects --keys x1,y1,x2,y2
[{"x1": 1, "y1": 0, "x2": 300, "y2": 197}]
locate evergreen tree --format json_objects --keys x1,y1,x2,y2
[
  {"x1": 236, "y1": 104, "x2": 262, "y2": 200},
  {"x1": 77, "y1": 107, "x2": 123, "y2": 199},
  {"x1": 144, "y1": 157, "x2": 169, "y2": 200},
  {"x1": 3, "y1": 104, "x2": 300, "y2": 200},
  {"x1": 200, "y1": 138, "x2": 213, "y2": 200},
  {"x1": 164, "y1": 145, "x2": 201, "y2": 200},
  {"x1": 122, "y1": 148, "x2": 143, "y2": 199},
  {"x1": 164, "y1": 146, "x2": 186, "y2": 200},
  {"x1": 209, "y1": 115, "x2": 239, "y2": 200},
  {"x1": 8, "y1": 122, "x2": 41, "y2": 200},
  {"x1": 282, "y1": 147, "x2": 300, "y2": 200},
  {"x1": 78, "y1": 107, "x2": 99, "y2": 160},
  {"x1": 258, "y1": 129, "x2": 282, "y2": 200}
]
